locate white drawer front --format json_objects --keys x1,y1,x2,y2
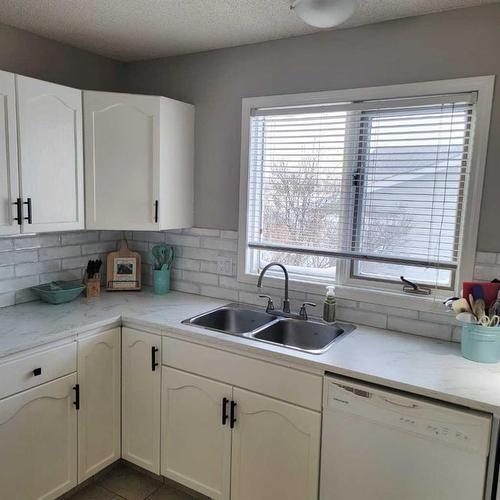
[
  {"x1": 0, "y1": 342, "x2": 77, "y2": 399},
  {"x1": 162, "y1": 336, "x2": 322, "y2": 411}
]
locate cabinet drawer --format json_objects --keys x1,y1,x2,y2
[
  {"x1": 162, "y1": 336, "x2": 322, "y2": 411},
  {"x1": 0, "y1": 342, "x2": 77, "y2": 399}
]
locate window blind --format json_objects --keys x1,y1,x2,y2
[{"x1": 246, "y1": 93, "x2": 476, "y2": 271}]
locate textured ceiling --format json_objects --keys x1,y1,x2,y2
[{"x1": 0, "y1": 0, "x2": 497, "y2": 62}]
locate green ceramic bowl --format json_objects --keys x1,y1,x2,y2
[{"x1": 31, "y1": 281, "x2": 86, "y2": 305}]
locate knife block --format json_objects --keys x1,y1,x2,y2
[{"x1": 84, "y1": 274, "x2": 101, "y2": 298}]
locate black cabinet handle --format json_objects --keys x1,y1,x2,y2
[
  {"x1": 230, "y1": 400, "x2": 237, "y2": 429},
  {"x1": 222, "y1": 397, "x2": 229, "y2": 426},
  {"x1": 33, "y1": 367, "x2": 42, "y2": 376},
  {"x1": 151, "y1": 346, "x2": 159, "y2": 371},
  {"x1": 12, "y1": 198, "x2": 22, "y2": 224},
  {"x1": 154, "y1": 200, "x2": 159, "y2": 223},
  {"x1": 73, "y1": 384, "x2": 80, "y2": 410},
  {"x1": 24, "y1": 198, "x2": 32, "y2": 224}
]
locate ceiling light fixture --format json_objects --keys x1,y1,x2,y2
[{"x1": 290, "y1": 0, "x2": 357, "y2": 28}]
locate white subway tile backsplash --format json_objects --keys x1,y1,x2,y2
[
  {"x1": 387, "y1": 316, "x2": 452, "y2": 341},
  {"x1": 0, "y1": 232, "x2": 121, "y2": 306},
  {"x1": 0, "y1": 249, "x2": 38, "y2": 265},
  {"x1": 40, "y1": 269, "x2": 83, "y2": 283},
  {"x1": 99, "y1": 231, "x2": 124, "y2": 241},
  {"x1": 61, "y1": 231, "x2": 99, "y2": 245},
  {"x1": 16, "y1": 260, "x2": 61, "y2": 277},
  {"x1": 337, "y1": 306, "x2": 388, "y2": 329},
  {"x1": 0, "y1": 239, "x2": 14, "y2": 252},
  {"x1": 0, "y1": 292, "x2": 15, "y2": 307},
  {"x1": 418, "y1": 311, "x2": 457, "y2": 326},
  {"x1": 183, "y1": 227, "x2": 220, "y2": 237},
  {"x1": 61, "y1": 255, "x2": 98, "y2": 270},
  {"x1": 199, "y1": 285, "x2": 237, "y2": 301},
  {"x1": 173, "y1": 258, "x2": 201, "y2": 272},
  {"x1": 0, "y1": 275, "x2": 39, "y2": 294},
  {"x1": 183, "y1": 270, "x2": 218, "y2": 286},
  {"x1": 171, "y1": 280, "x2": 200, "y2": 294},
  {"x1": 362, "y1": 302, "x2": 419, "y2": 320},
  {"x1": 14, "y1": 234, "x2": 60, "y2": 249},
  {"x1": 220, "y1": 230, "x2": 238, "y2": 240},
  {"x1": 39, "y1": 245, "x2": 80, "y2": 261},
  {"x1": 476, "y1": 251, "x2": 497, "y2": 265},
  {"x1": 474, "y1": 264, "x2": 500, "y2": 280},
  {"x1": 200, "y1": 237, "x2": 237, "y2": 252},
  {"x1": 200, "y1": 261, "x2": 219, "y2": 274},
  {"x1": 132, "y1": 231, "x2": 166, "y2": 243},
  {"x1": 81, "y1": 241, "x2": 117, "y2": 255},
  {"x1": 0, "y1": 229, "x2": 496, "y2": 346},
  {"x1": 166, "y1": 234, "x2": 200, "y2": 248},
  {"x1": 0, "y1": 266, "x2": 14, "y2": 280}
]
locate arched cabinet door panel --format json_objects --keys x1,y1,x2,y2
[
  {"x1": 77, "y1": 328, "x2": 121, "y2": 482},
  {"x1": 161, "y1": 367, "x2": 232, "y2": 500},
  {"x1": 84, "y1": 90, "x2": 194, "y2": 231},
  {"x1": 16, "y1": 75, "x2": 84, "y2": 233},
  {"x1": 0, "y1": 70, "x2": 19, "y2": 236},
  {"x1": 230, "y1": 388, "x2": 321, "y2": 500},
  {"x1": 122, "y1": 327, "x2": 161, "y2": 474},
  {"x1": 0, "y1": 374, "x2": 78, "y2": 500}
]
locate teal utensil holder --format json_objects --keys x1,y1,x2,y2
[
  {"x1": 461, "y1": 323, "x2": 500, "y2": 363},
  {"x1": 153, "y1": 269, "x2": 170, "y2": 295}
]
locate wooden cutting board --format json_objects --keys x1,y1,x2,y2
[{"x1": 106, "y1": 240, "x2": 141, "y2": 291}]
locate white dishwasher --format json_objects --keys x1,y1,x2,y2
[{"x1": 321, "y1": 375, "x2": 492, "y2": 500}]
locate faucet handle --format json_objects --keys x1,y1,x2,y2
[
  {"x1": 299, "y1": 302, "x2": 316, "y2": 320},
  {"x1": 259, "y1": 295, "x2": 275, "y2": 313}
]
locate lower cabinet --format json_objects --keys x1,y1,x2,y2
[
  {"x1": 122, "y1": 327, "x2": 161, "y2": 474},
  {"x1": 0, "y1": 374, "x2": 78, "y2": 500},
  {"x1": 162, "y1": 367, "x2": 232, "y2": 500},
  {"x1": 230, "y1": 388, "x2": 321, "y2": 500},
  {"x1": 77, "y1": 328, "x2": 121, "y2": 482},
  {"x1": 161, "y1": 366, "x2": 321, "y2": 500}
]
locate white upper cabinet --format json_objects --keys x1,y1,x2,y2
[
  {"x1": 84, "y1": 91, "x2": 194, "y2": 231},
  {"x1": 0, "y1": 71, "x2": 20, "y2": 236},
  {"x1": 16, "y1": 75, "x2": 84, "y2": 233}
]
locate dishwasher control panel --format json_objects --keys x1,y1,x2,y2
[{"x1": 325, "y1": 378, "x2": 492, "y2": 455}]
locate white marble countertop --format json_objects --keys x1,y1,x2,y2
[{"x1": 1, "y1": 289, "x2": 499, "y2": 414}]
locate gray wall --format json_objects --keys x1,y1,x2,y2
[
  {"x1": 0, "y1": 23, "x2": 124, "y2": 91},
  {"x1": 124, "y1": 4, "x2": 500, "y2": 252}
]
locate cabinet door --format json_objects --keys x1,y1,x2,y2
[
  {"x1": 162, "y1": 367, "x2": 232, "y2": 500},
  {"x1": 77, "y1": 328, "x2": 121, "y2": 482},
  {"x1": 84, "y1": 91, "x2": 160, "y2": 231},
  {"x1": 16, "y1": 75, "x2": 84, "y2": 233},
  {"x1": 0, "y1": 70, "x2": 20, "y2": 236},
  {"x1": 0, "y1": 374, "x2": 77, "y2": 500},
  {"x1": 231, "y1": 388, "x2": 321, "y2": 500},
  {"x1": 122, "y1": 327, "x2": 161, "y2": 474}
]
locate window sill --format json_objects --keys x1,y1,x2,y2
[{"x1": 237, "y1": 270, "x2": 448, "y2": 314}]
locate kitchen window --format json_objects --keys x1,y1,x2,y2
[{"x1": 238, "y1": 78, "x2": 494, "y2": 301}]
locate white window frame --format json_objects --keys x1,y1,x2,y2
[{"x1": 237, "y1": 77, "x2": 495, "y2": 312}]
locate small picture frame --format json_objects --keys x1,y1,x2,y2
[{"x1": 106, "y1": 240, "x2": 141, "y2": 291}]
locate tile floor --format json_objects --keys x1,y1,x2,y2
[{"x1": 66, "y1": 462, "x2": 203, "y2": 500}]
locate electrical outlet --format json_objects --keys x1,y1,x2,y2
[{"x1": 217, "y1": 256, "x2": 233, "y2": 276}]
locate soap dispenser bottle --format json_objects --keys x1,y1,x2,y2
[{"x1": 323, "y1": 285, "x2": 336, "y2": 323}]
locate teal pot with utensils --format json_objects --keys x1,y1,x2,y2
[
  {"x1": 461, "y1": 323, "x2": 500, "y2": 363},
  {"x1": 153, "y1": 268, "x2": 171, "y2": 295}
]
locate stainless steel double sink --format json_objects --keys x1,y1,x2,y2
[{"x1": 182, "y1": 303, "x2": 355, "y2": 354}]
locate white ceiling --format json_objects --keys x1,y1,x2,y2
[{"x1": 0, "y1": 0, "x2": 497, "y2": 62}]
